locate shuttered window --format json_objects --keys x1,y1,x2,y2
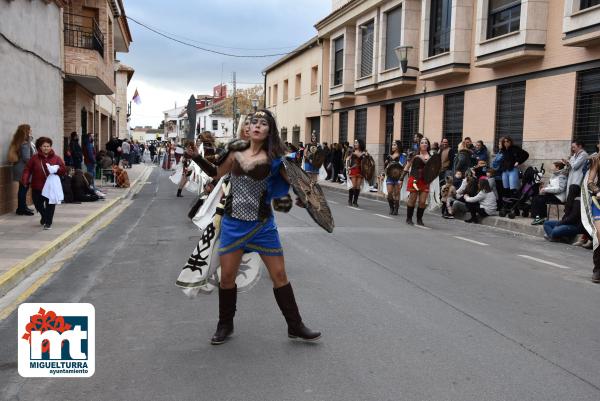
[
  {"x1": 385, "y1": 104, "x2": 395, "y2": 156},
  {"x1": 443, "y1": 92, "x2": 464, "y2": 151},
  {"x1": 339, "y1": 111, "x2": 348, "y2": 144},
  {"x1": 401, "y1": 100, "x2": 420, "y2": 152},
  {"x1": 495, "y1": 81, "x2": 526, "y2": 147},
  {"x1": 333, "y1": 36, "x2": 344, "y2": 86},
  {"x1": 385, "y1": 7, "x2": 402, "y2": 70},
  {"x1": 355, "y1": 109, "x2": 367, "y2": 143},
  {"x1": 292, "y1": 125, "x2": 300, "y2": 145},
  {"x1": 360, "y1": 21, "x2": 374, "y2": 77},
  {"x1": 281, "y1": 127, "x2": 288, "y2": 143},
  {"x1": 574, "y1": 68, "x2": 600, "y2": 153},
  {"x1": 429, "y1": 0, "x2": 452, "y2": 57}
]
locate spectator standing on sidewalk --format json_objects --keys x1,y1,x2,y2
[
  {"x1": 439, "y1": 138, "x2": 455, "y2": 180},
  {"x1": 530, "y1": 161, "x2": 568, "y2": 225},
  {"x1": 501, "y1": 136, "x2": 529, "y2": 196},
  {"x1": 121, "y1": 139, "x2": 131, "y2": 169},
  {"x1": 564, "y1": 140, "x2": 588, "y2": 197},
  {"x1": 67, "y1": 132, "x2": 83, "y2": 170},
  {"x1": 21, "y1": 137, "x2": 66, "y2": 230},
  {"x1": 82, "y1": 133, "x2": 97, "y2": 189},
  {"x1": 8, "y1": 124, "x2": 36, "y2": 215},
  {"x1": 454, "y1": 139, "x2": 473, "y2": 175}
]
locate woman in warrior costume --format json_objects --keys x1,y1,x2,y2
[
  {"x1": 584, "y1": 151, "x2": 600, "y2": 283},
  {"x1": 383, "y1": 140, "x2": 405, "y2": 215},
  {"x1": 207, "y1": 109, "x2": 320, "y2": 344},
  {"x1": 401, "y1": 137, "x2": 431, "y2": 226},
  {"x1": 176, "y1": 141, "x2": 195, "y2": 197},
  {"x1": 348, "y1": 138, "x2": 366, "y2": 207}
]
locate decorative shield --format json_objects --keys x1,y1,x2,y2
[
  {"x1": 385, "y1": 162, "x2": 403, "y2": 180},
  {"x1": 283, "y1": 158, "x2": 334, "y2": 233},
  {"x1": 423, "y1": 152, "x2": 442, "y2": 184},
  {"x1": 307, "y1": 145, "x2": 325, "y2": 169},
  {"x1": 361, "y1": 154, "x2": 376, "y2": 181}
]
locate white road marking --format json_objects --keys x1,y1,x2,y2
[
  {"x1": 414, "y1": 225, "x2": 432, "y2": 230},
  {"x1": 347, "y1": 206, "x2": 362, "y2": 210},
  {"x1": 518, "y1": 255, "x2": 571, "y2": 270},
  {"x1": 453, "y1": 236, "x2": 489, "y2": 246},
  {"x1": 374, "y1": 214, "x2": 394, "y2": 220}
]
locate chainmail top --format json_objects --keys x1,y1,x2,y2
[{"x1": 228, "y1": 174, "x2": 269, "y2": 221}]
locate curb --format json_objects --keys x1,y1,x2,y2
[
  {"x1": 0, "y1": 166, "x2": 153, "y2": 298},
  {"x1": 320, "y1": 181, "x2": 544, "y2": 237}
]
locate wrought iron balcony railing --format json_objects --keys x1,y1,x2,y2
[{"x1": 63, "y1": 13, "x2": 104, "y2": 58}]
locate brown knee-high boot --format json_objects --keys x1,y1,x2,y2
[
  {"x1": 273, "y1": 282, "x2": 321, "y2": 341},
  {"x1": 211, "y1": 286, "x2": 237, "y2": 345}
]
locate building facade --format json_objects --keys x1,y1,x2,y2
[
  {"x1": 267, "y1": 0, "x2": 600, "y2": 173},
  {"x1": 0, "y1": 0, "x2": 65, "y2": 215},
  {"x1": 265, "y1": 37, "x2": 332, "y2": 145}
]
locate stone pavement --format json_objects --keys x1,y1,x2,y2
[
  {"x1": 318, "y1": 179, "x2": 553, "y2": 237},
  {"x1": 0, "y1": 163, "x2": 153, "y2": 297}
]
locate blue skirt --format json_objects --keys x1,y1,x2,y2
[
  {"x1": 386, "y1": 178, "x2": 400, "y2": 185},
  {"x1": 218, "y1": 215, "x2": 283, "y2": 256},
  {"x1": 592, "y1": 200, "x2": 600, "y2": 221},
  {"x1": 304, "y1": 161, "x2": 319, "y2": 174}
]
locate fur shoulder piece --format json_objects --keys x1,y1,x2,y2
[{"x1": 227, "y1": 139, "x2": 250, "y2": 152}]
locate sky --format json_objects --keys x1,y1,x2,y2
[{"x1": 119, "y1": 0, "x2": 331, "y2": 128}]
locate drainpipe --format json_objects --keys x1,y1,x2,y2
[
  {"x1": 262, "y1": 71, "x2": 267, "y2": 108},
  {"x1": 422, "y1": 81, "x2": 427, "y2": 136}
]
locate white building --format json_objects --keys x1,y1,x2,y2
[
  {"x1": 162, "y1": 105, "x2": 186, "y2": 141},
  {"x1": 196, "y1": 105, "x2": 234, "y2": 141}
]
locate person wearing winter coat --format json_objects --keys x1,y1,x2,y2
[
  {"x1": 500, "y1": 136, "x2": 529, "y2": 193},
  {"x1": 564, "y1": 140, "x2": 589, "y2": 197},
  {"x1": 71, "y1": 170, "x2": 99, "y2": 202},
  {"x1": 21, "y1": 137, "x2": 67, "y2": 229},
  {"x1": 8, "y1": 124, "x2": 36, "y2": 215},
  {"x1": 464, "y1": 177, "x2": 498, "y2": 223},
  {"x1": 82, "y1": 133, "x2": 97, "y2": 187},
  {"x1": 543, "y1": 184, "x2": 584, "y2": 242},
  {"x1": 67, "y1": 132, "x2": 83, "y2": 170},
  {"x1": 530, "y1": 161, "x2": 568, "y2": 225},
  {"x1": 453, "y1": 140, "x2": 473, "y2": 175}
]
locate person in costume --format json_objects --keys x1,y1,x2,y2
[
  {"x1": 303, "y1": 131, "x2": 321, "y2": 183},
  {"x1": 176, "y1": 141, "x2": 195, "y2": 198},
  {"x1": 382, "y1": 140, "x2": 405, "y2": 215},
  {"x1": 206, "y1": 109, "x2": 320, "y2": 344},
  {"x1": 583, "y1": 151, "x2": 600, "y2": 283},
  {"x1": 401, "y1": 137, "x2": 432, "y2": 226},
  {"x1": 348, "y1": 138, "x2": 366, "y2": 207}
]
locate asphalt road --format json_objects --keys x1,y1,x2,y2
[{"x1": 1, "y1": 168, "x2": 599, "y2": 401}]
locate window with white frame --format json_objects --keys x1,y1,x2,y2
[
  {"x1": 360, "y1": 20, "x2": 374, "y2": 77},
  {"x1": 384, "y1": 6, "x2": 402, "y2": 70},
  {"x1": 333, "y1": 36, "x2": 344, "y2": 86},
  {"x1": 429, "y1": 0, "x2": 452, "y2": 57},
  {"x1": 487, "y1": 0, "x2": 521, "y2": 39}
]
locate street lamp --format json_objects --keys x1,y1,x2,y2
[
  {"x1": 251, "y1": 97, "x2": 259, "y2": 111},
  {"x1": 395, "y1": 46, "x2": 419, "y2": 74}
]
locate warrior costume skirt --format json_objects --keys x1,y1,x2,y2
[
  {"x1": 386, "y1": 178, "x2": 401, "y2": 185},
  {"x1": 407, "y1": 176, "x2": 429, "y2": 193},
  {"x1": 349, "y1": 166, "x2": 362, "y2": 177},
  {"x1": 592, "y1": 200, "x2": 600, "y2": 221},
  {"x1": 304, "y1": 161, "x2": 319, "y2": 174},
  {"x1": 218, "y1": 215, "x2": 283, "y2": 256}
]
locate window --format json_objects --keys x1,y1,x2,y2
[
  {"x1": 401, "y1": 100, "x2": 420, "y2": 151},
  {"x1": 212, "y1": 120, "x2": 219, "y2": 131},
  {"x1": 488, "y1": 0, "x2": 521, "y2": 39},
  {"x1": 495, "y1": 81, "x2": 526, "y2": 147},
  {"x1": 273, "y1": 84, "x2": 278, "y2": 105},
  {"x1": 292, "y1": 125, "x2": 300, "y2": 145},
  {"x1": 429, "y1": 0, "x2": 452, "y2": 57},
  {"x1": 283, "y1": 79, "x2": 289, "y2": 102},
  {"x1": 339, "y1": 111, "x2": 348, "y2": 144},
  {"x1": 385, "y1": 7, "x2": 402, "y2": 70},
  {"x1": 384, "y1": 104, "x2": 395, "y2": 156},
  {"x1": 311, "y1": 66, "x2": 318, "y2": 93},
  {"x1": 333, "y1": 36, "x2": 344, "y2": 86},
  {"x1": 360, "y1": 21, "x2": 374, "y2": 77},
  {"x1": 443, "y1": 92, "x2": 464, "y2": 151},
  {"x1": 354, "y1": 108, "x2": 367, "y2": 143},
  {"x1": 295, "y1": 74, "x2": 301, "y2": 98},
  {"x1": 281, "y1": 127, "x2": 288, "y2": 142},
  {"x1": 580, "y1": 0, "x2": 600, "y2": 10},
  {"x1": 574, "y1": 68, "x2": 600, "y2": 153}
]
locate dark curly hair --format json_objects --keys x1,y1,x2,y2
[{"x1": 252, "y1": 109, "x2": 286, "y2": 159}]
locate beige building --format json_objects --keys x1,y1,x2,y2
[
  {"x1": 264, "y1": 37, "x2": 332, "y2": 145},
  {"x1": 267, "y1": 0, "x2": 600, "y2": 171}
]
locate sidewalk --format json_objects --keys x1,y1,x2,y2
[
  {"x1": 0, "y1": 163, "x2": 153, "y2": 297},
  {"x1": 318, "y1": 179, "x2": 546, "y2": 237}
]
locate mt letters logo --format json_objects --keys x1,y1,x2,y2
[{"x1": 18, "y1": 303, "x2": 95, "y2": 377}]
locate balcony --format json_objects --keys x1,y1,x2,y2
[
  {"x1": 562, "y1": 0, "x2": 600, "y2": 47},
  {"x1": 63, "y1": 13, "x2": 114, "y2": 95},
  {"x1": 64, "y1": 13, "x2": 104, "y2": 57}
]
